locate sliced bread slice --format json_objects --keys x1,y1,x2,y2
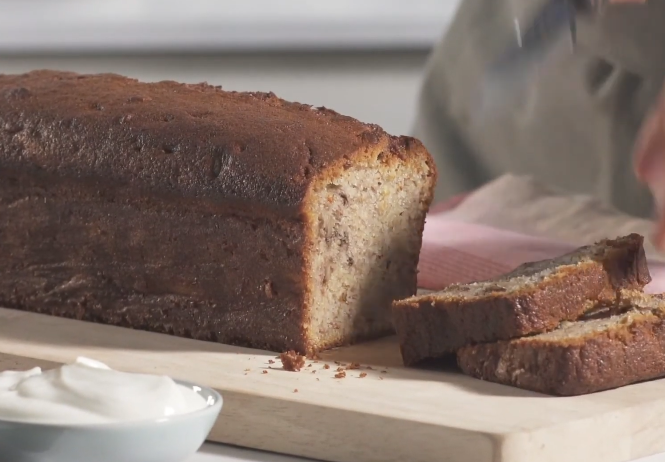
[
  {"x1": 456, "y1": 294, "x2": 665, "y2": 396},
  {"x1": 392, "y1": 234, "x2": 651, "y2": 366}
]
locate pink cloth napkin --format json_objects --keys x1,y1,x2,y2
[{"x1": 417, "y1": 207, "x2": 665, "y2": 294}]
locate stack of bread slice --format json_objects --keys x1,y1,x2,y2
[{"x1": 392, "y1": 234, "x2": 665, "y2": 396}]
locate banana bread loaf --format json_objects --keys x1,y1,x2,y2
[
  {"x1": 0, "y1": 70, "x2": 437, "y2": 354},
  {"x1": 457, "y1": 293, "x2": 665, "y2": 396},
  {"x1": 392, "y1": 234, "x2": 650, "y2": 365}
]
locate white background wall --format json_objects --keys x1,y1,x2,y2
[
  {"x1": 0, "y1": 0, "x2": 460, "y2": 136},
  {"x1": 0, "y1": 0, "x2": 458, "y2": 53}
]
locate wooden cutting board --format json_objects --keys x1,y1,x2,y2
[{"x1": 2, "y1": 307, "x2": 665, "y2": 462}]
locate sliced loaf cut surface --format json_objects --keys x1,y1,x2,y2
[
  {"x1": 457, "y1": 294, "x2": 665, "y2": 396},
  {"x1": 392, "y1": 234, "x2": 651, "y2": 366}
]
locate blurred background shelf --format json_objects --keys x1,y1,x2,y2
[
  {"x1": 0, "y1": 0, "x2": 461, "y2": 136},
  {"x1": 0, "y1": 0, "x2": 458, "y2": 53}
]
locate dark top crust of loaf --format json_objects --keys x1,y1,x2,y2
[
  {"x1": 0, "y1": 70, "x2": 431, "y2": 219},
  {"x1": 457, "y1": 296, "x2": 665, "y2": 396},
  {"x1": 392, "y1": 234, "x2": 650, "y2": 366}
]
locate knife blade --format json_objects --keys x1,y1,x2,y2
[
  {"x1": 475, "y1": 0, "x2": 637, "y2": 123},
  {"x1": 473, "y1": 0, "x2": 580, "y2": 125},
  {"x1": 491, "y1": 0, "x2": 578, "y2": 78},
  {"x1": 474, "y1": 0, "x2": 580, "y2": 122}
]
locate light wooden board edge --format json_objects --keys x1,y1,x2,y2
[
  {"x1": 3, "y1": 308, "x2": 665, "y2": 462},
  {"x1": 0, "y1": 352, "x2": 496, "y2": 462}
]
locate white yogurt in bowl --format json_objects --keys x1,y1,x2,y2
[
  {"x1": 0, "y1": 357, "x2": 209, "y2": 425},
  {"x1": 0, "y1": 357, "x2": 223, "y2": 462}
]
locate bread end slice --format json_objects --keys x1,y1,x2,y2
[
  {"x1": 393, "y1": 234, "x2": 651, "y2": 366},
  {"x1": 457, "y1": 294, "x2": 665, "y2": 396}
]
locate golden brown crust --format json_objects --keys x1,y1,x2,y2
[
  {"x1": 457, "y1": 307, "x2": 665, "y2": 396},
  {"x1": 393, "y1": 234, "x2": 651, "y2": 366},
  {"x1": 0, "y1": 70, "x2": 437, "y2": 354},
  {"x1": 1, "y1": 171, "x2": 314, "y2": 352}
]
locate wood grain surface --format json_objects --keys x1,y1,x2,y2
[{"x1": 2, "y1": 307, "x2": 665, "y2": 462}]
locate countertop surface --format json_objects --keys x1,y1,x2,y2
[
  {"x1": 191, "y1": 443, "x2": 665, "y2": 462},
  {"x1": 191, "y1": 444, "x2": 302, "y2": 461}
]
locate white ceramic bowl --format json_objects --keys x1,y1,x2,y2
[{"x1": 0, "y1": 379, "x2": 223, "y2": 462}]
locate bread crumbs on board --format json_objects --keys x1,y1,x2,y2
[
  {"x1": 280, "y1": 350, "x2": 306, "y2": 372},
  {"x1": 359, "y1": 372, "x2": 367, "y2": 378},
  {"x1": 335, "y1": 371, "x2": 347, "y2": 379}
]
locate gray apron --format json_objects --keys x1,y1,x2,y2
[{"x1": 414, "y1": 0, "x2": 665, "y2": 218}]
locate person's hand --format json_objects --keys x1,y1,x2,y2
[{"x1": 634, "y1": 86, "x2": 665, "y2": 250}]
